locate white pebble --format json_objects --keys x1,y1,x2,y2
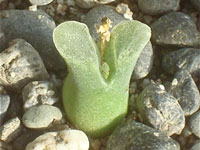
[{"x1": 29, "y1": 0, "x2": 54, "y2": 6}]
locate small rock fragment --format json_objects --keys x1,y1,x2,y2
[
  {"x1": 0, "y1": 39, "x2": 49, "y2": 90},
  {"x1": 25, "y1": 129, "x2": 89, "y2": 150},
  {"x1": 132, "y1": 41, "x2": 154, "y2": 80},
  {"x1": 115, "y1": 3, "x2": 133, "y2": 20},
  {"x1": 0, "y1": 86, "x2": 10, "y2": 125},
  {"x1": 29, "y1": 0, "x2": 54, "y2": 6},
  {"x1": 0, "y1": 117, "x2": 22, "y2": 143},
  {"x1": 107, "y1": 120, "x2": 180, "y2": 150},
  {"x1": 22, "y1": 81, "x2": 58, "y2": 111},
  {"x1": 189, "y1": 111, "x2": 200, "y2": 138},
  {"x1": 136, "y1": 82, "x2": 185, "y2": 136},
  {"x1": 169, "y1": 70, "x2": 200, "y2": 116},
  {"x1": 22, "y1": 105, "x2": 62, "y2": 129},
  {"x1": 138, "y1": 0, "x2": 180, "y2": 15},
  {"x1": 74, "y1": 0, "x2": 116, "y2": 8},
  {"x1": 151, "y1": 12, "x2": 200, "y2": 47}
]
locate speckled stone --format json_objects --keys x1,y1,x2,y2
[
  {"x1": 169, "y1": 70, "x2": 200, "y2": 116},
  {"x1": 22, "y1": 105, "x2": 62, "y2": 129},
  {"x1": 29, "y1": 0, "x2": 54, "y2": 6},
  {"x1": 189, "y1": 111, "x2": 200, "y2": 138},
  {"x1": 107, "y1": 120, "x2": 180, "y2": 150},
  {"x1": 75, "y1": 0, "x2": 116, "y2": 8},
  {"x1": 0, "y1": 39, "x2": 49, "y2": 90},
  {"x1": 132, "y1": 41, "x2": 154, "y2": 80},
  {"x1": 138, "y1": 0, "x2": 180, "y2": 15},
  {"x1": 151, "y1": 12, "x2": 200, "y2": 47},
  {"x1": 136, "y1": 82, "x2": 185, "y2": 136},
  {"x1": 162, "y1": 48, "x2": 200, "y2": 75},
  {"x1": 82, "y1": 5, "x2": 126, "y2": 41},
  {"x1": 0, "y1": 10, "x2": 66, "y2": 71},
  {"x1": 191, "y1": 0, "x2": 200, "y2": 11}
]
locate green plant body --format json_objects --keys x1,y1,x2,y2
[{"x1": 53, "y1": 20, "x2": 151, "y2": 137}]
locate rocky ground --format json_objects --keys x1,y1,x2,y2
[{"x1": 0, "y1": 0, "x2": 200, "y2": 150}]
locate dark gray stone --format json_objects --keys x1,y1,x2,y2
[
  {"x1": 132, "y1": 41, "x2": 154, "y2": 80},
  {"x1": 0, "y1": 10, "x2": 66, "y2": 71},
  {"x1": 138, "y1": 0, "x2": 180, "y2": 15},
  {"x1": 189, "y1": 111, "x2": 200, "y2": 138},
  {"x1": 82, "y1": 5, "x2": 126, "y2": 41},
  {"x1": 169, "y1": 70, "x2": 200, "y2": 116},
  {"x1": 107, "y1": 120, "x2": 180, "y2": 150},
  {"x1": 151, "y1": 12, "x2": 200, "y2": 47},
  {"x1": 0, "y1": 86, "x2": 10, "y2": 125},
  {"x1": 162, "y1": 48, "x2": 200, "y2": 75},
  {"x1": 191, "y1": 0, "x2": 200, "y2": 11},
  {"x1": 135, "y1": 82, "x2": 185, "y2": 136},
  {"x1": 0, "y1": 30, "x2": 6, "y2": 51}
]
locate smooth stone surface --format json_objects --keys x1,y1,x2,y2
[
  {"x1": 0, "y1": 86, "x2": 10, "y2": 125},
  {"x1": 29, "y1": 0, "x2": 54, "y2": 6},
  {"x1": 136, "y1": 82, "x2": 185, "y2": 136},
  {"x1": 169, "y1": 70, "x2": 200, "y2": 116},
  {"x1": 132, "y1": 41, "x2": 154, "y2": 80},
  {"x1": 162, "y1": 48, "x2": 200, "y2": 75},
  {"x1": 0, "y1": 39, "x2": 49, "y2": 90},
  {"x1": 107, "y1": 120, "x2": 180, "y2": 150},
  {"x1": 75, "y1": 0, "x2": 116, "y2": 8},
  {"x1": 191, "y1": 141, "x2": 200, "y2": 150},
  {"x1": 25, "y1": 129, "x2": 89, "y2": 150},
  {"x1": 82, "y1": 5, "x2": 126, "y2": 41},
  {"x1": 138, "y1": 0, "x2": 180, "y2": 15},
  {"x1": 151, "y1": 12, "x2": 200, "y2": 47},
  {"x1": 191, "y1": 0, "x2": 200, "y2": 11},
  {"x1": 0, "y1": 117, "x2": 22, "y2": 143},
  {"x1": 0, "y1": 30, "x2": 5, "y2": 51},
  {"x1": 22, "y1": 81, "x2": 59, "y2": 111},
  {"x1": 0, "y1": 10, "x2": 66, "y2": 71},
  {"x1": 189, "y1": 111, "x2": 200, "y2": 138},
  {"x1": 22, "y1": 105, "x2": 62, "y2": 129}
]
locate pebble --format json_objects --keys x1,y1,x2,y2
[
  {"x1": 189, "y1": 110, "x2": 200, "y2": 138},
  {"x1": 135, "y1": 82, "x2": 185, "y2": 136},
  {"x1": 22, "y1": 105, "x2": 62, "y2": 129},
  {"x1": 29, "y1": 0, "x2": 54, "y2": 6},
  {"x1": 0, "y1": 117, "x2": 22, "y2": 143},
  {"x1": 22, "y1": 81, "x2": 59, "y2": 111},
  {"x1": 191, "y1": 140, "x2": 200, "y2": 150},
  {"x1": 107, "y1": 120, "x2": 180, "y2": 150},
  {"x1": 82, "y1": 5, "x2": 126, "y2": 41},
  {"x1": 162, "y1": 48, "x2": 200, "y2": 75},
  {"x1": 0, "y1": 86, "x2": 10, "y2": 125},
  {"x1": 0, "y1": 140, "x2": 12, "y2": 150},
  {"x1": 0, "y1": 10, "x2": 66, "y2": 71},
  {"x1": 151, "y1": 12, "x2": 200, "y2": 47},
  {"x1": 74, "y1": 0, "x2": 116, "y2": 8},
  {"x1": 169, "y1": 70, "x2": 200, "y2": 116},
  {"x1": 138, "y1": 0, "x2": 180, "y2": 15},
  {"x1": 0, "y1": 39, "x2": 49, "y2": 90},
  {"x1": 25, "y1": 129, "x2": 89, "y2": 150},
  {"x1": 0, "y1": 30, "x2": 5, "y2": 52},
  {"x1": 191, "y1": 0, "x2": 200, "y2": 11},
  {"x1": 115, "y1": 3, "x2": 133, "y2": 20},
  {"x1": 132, "y1": 41, "x2": 154, "y2": 80}
]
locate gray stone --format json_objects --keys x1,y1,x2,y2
[
  {"x1": 191, "y1": 0, "x2": 200, "y2": 11},
  {"x1": 0, "y1": 10, "x2": 66, "y2": 71},
  {"x1": 75, "y1": 0, "x2": 116, "y2": 9},
  {"x1": 82, "y1": 5, "x2": 126, "y2": 41},
  {"x1": 169, "y1": 70, "x2": 200, "y2": 116},
  {"x1": 0, "y1": 30, "x2": 5, "y2": 51},
  {"x1": 191, "y1": 141, "x2": 200, "y2": 150},
  {"x1": 0, "y1": 86, "x2": 10, "y2": 125},
  {"x1": 22, "y1": 81, "x2": 59, "y2": 111},
  {"x1": 0, "y1": 39, "x2": 49, "y2": 90},
  {"x1": 162, "y1": 48, "x2": 200, "y2": 75},
  {"x1": 0, "y1": 117, "x2": 22, "y2": 143},
  {"x1": 0, "y1": 140, "x2": 12, "y2": 150},
  {"x1": 107, "y1": 120, "x2": 180, "y2": 150},
  {"x1": 189, "y1": 111, "x2": 200, "y2": 138},
  {"x1": 29, "y1": 0, "x2": 54, "y2": 6},
  {"x1": 138, "y1": 0, "x2": 180, "y2": 15},
  {"x1": 132, "y1": 41, "x2": 153, "y2": 80},
  {"x1": 151, "y1": 12, "x2": 200, "y2": 47},
  {"x1": 135, "y1": 82, "x2": 185, "y2": 136},
  {"x1": 22, "y1": 105, "x2": 62, "y2": 129}
]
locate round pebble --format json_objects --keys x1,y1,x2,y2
[
  {"x1": 151, "y1": 12, "x2": 200, "y2": 47},
  {"x1": 22, "y1": 105, "x2": 62, "y2": 129},
  {"x1": 189, "y1": 111, "x2": 200, "y2": 138},
  {"x1": 29, "y1": 0, "x2": 54, "y2": 6}
]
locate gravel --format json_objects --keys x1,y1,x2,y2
[{"x1": 189, "y1": 111, "x2": 200, "y2": 138}]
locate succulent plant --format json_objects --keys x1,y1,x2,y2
[{"x1": 53, "y1": 20, "x2": 151, "y2": 137}]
